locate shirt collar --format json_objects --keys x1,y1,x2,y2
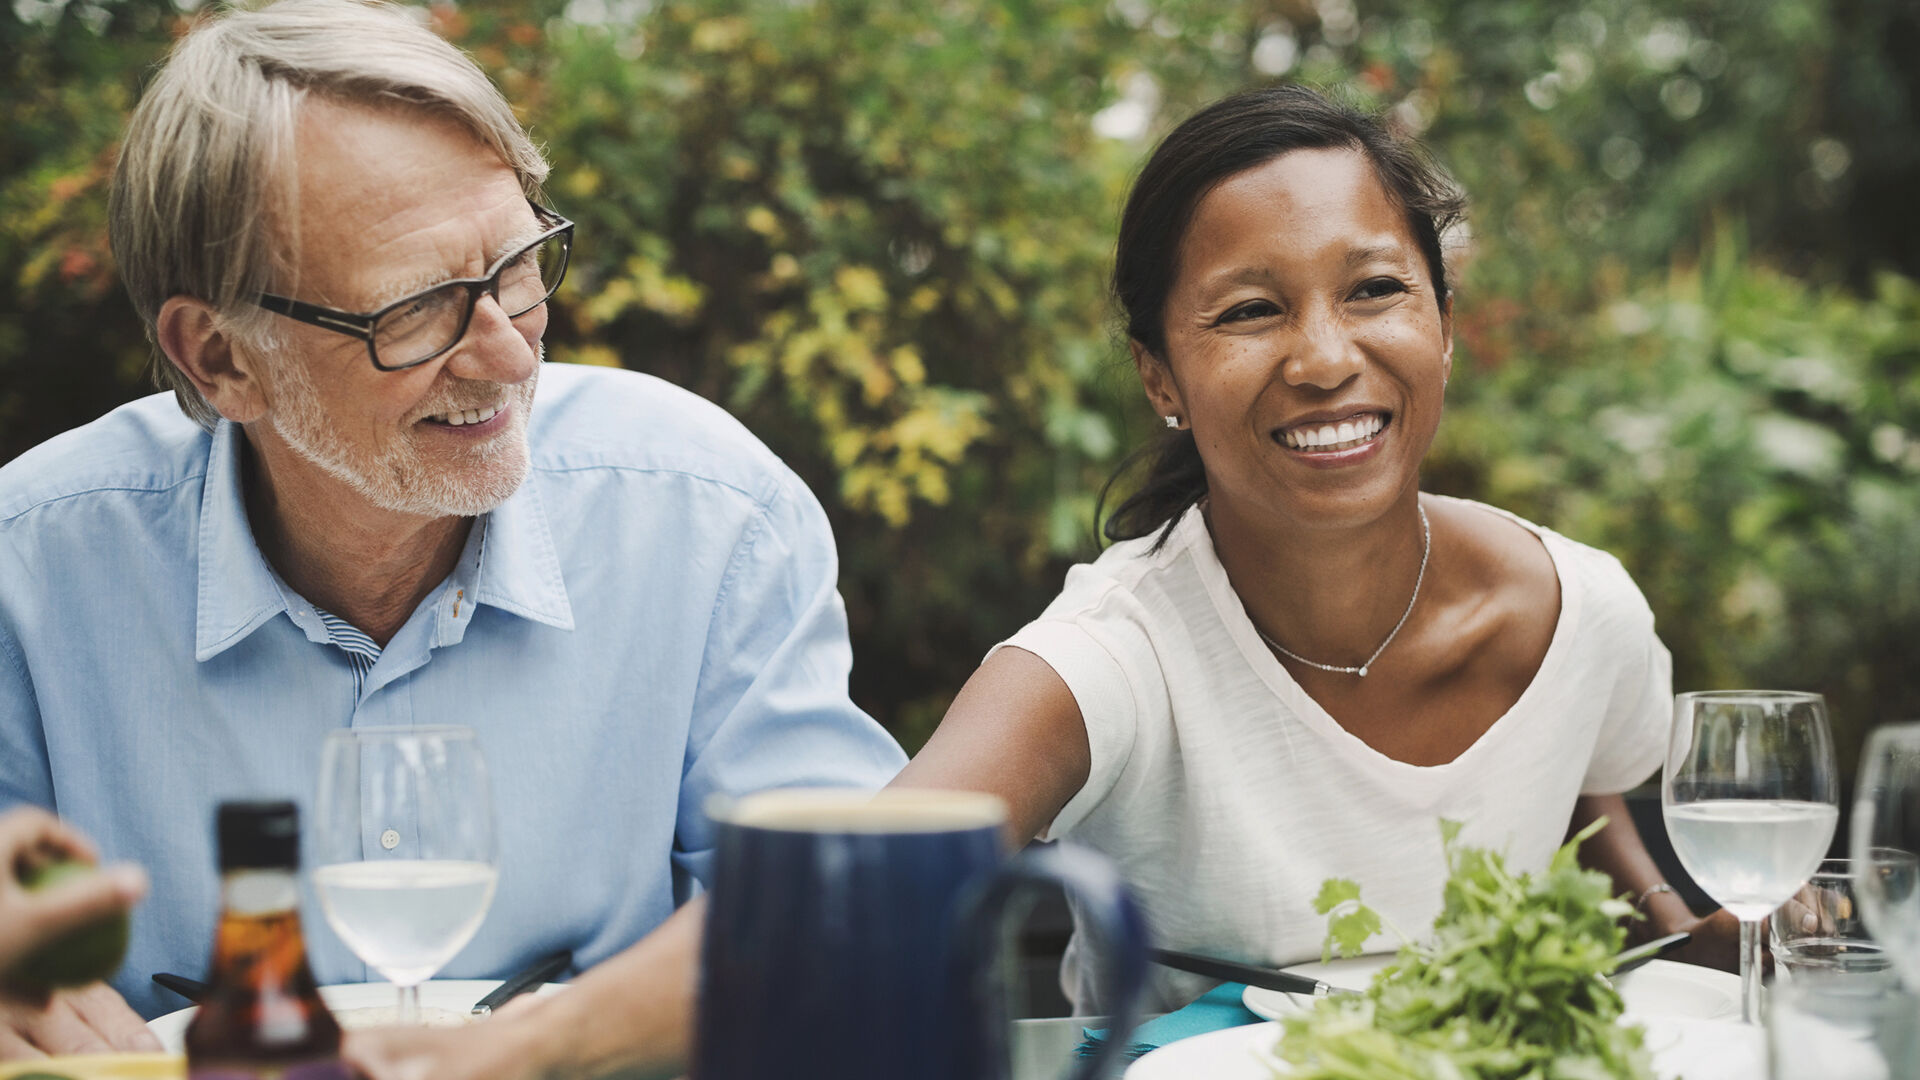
[
  {"x1": 194, "y1": 421, "x2": 292, "y2": 661},
  {"x1": 194, "y1": 423, "x2": 573, "y2": 661},
  {"x1": 465, "y1": 467, "x2": 574, "y2": 632}
]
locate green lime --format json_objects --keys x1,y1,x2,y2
[{"x1": 3, "y1": 859, "x2": 130, "y2": 991}]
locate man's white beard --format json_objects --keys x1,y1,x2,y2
[{"x1": 266, "y1": 350, "x2": 539, "y2": 518}]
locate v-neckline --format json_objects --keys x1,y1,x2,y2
[{"x1": 1181, "y1": 496, "x2": 1580, "y2": 783}]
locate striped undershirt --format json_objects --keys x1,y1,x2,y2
[{"x1": 314, "y1": 607, "x2": 381, "y2": 698}]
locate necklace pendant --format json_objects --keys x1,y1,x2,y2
[{"x1": 1251, "y1": 503, "x2": 1429, "y2": 683}]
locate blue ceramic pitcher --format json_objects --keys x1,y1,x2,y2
[{"x1": 695, "y1": 788, "x2": 1148, "y2": 1080}]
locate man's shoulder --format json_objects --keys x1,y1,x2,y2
[
  {"x1": 0, "y1": 392, "x2": 210, "y2": 525},
  {"x1": 528, "y1": 363, "x2": 794, "y2": 506}
]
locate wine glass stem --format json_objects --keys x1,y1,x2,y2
[
  {"x1": 1739, "y1": 916, "x2": 1762, "y2": 1024},
  {"x1": 398, "y1": 982, "x2": 421, "y2": 1026}
]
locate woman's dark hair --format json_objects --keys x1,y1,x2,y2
[{"x1": 1098, "y1": 84, "x2": 1467, "y2": 549}]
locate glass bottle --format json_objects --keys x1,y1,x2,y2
[{"x1": 185, "y1": 800, "x2": 348, "y2": 1080}]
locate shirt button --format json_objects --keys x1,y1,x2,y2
[{"x1": 380, "y1": 829, "x2": 401, "y2": 850}]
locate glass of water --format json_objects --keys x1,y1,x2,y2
[
  {"x1": 1769, "y1": 859, "x2": 1896, "y2": 990},
  {"x1": 1663, "y1": 691, "x2": 1838, "y2": 1024},
  {"x1": 1850, "y1": 722, "x2": 1920, "y2": 992},
  {"x1": 1768, "y1": 975, "x2": 1920, "y2": 1080},
  {"x1": 313, "y1": 726, "x2": 499, "y2": 1024}
]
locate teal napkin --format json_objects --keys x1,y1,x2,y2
[{"x1": 1073, "y1": 981, "x2": 1264, "y2": 1060}]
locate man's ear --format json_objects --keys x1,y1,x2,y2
[
  {"x1": 1130, "y1": 338, "x2": 1186, "y2": 426},
  {"x1": 1439, "y1": 293, "x2": 1454, "y2": 387},
  {"x1": 156, "y1": 296, "x2": 270, "y2": 424}
]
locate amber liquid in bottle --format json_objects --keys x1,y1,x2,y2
[{"x1": 186, "y1": 802, "x2": 349, "y2": 1080}]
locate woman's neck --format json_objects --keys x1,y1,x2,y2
[{"x1": 1206, "y1": 491, "x2": 1432, "y2": 670}]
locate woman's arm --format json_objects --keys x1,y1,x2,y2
[
  {"x1": 888, "y1": 646, "x2": 1091, "y2": 845},
  {"x1": 1569, "y1": 794, "x2": 1740, "y2": 971}
]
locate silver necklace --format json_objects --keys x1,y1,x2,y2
[{"x1": 1255, "y1": 504, "x2": 1430, "y2": 678}]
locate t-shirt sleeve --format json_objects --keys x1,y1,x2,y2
[
  {"x1": 1579, "y1": 565, "x2": 1673, "y2": 795},
  {"x1": 992, "y1": 582, "x2": 1159, "y2": 840}
]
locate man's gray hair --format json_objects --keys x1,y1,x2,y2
[{"x1": 108, "y1": 0, "x2": 550, "y2": 429}]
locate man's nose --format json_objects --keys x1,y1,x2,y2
[
  {"x1": 445, "y1": 293, "x2": 542, "y2": 384},
  {"x1": 1281, "y1": 313, "x2": 1363, "y2": 391}
]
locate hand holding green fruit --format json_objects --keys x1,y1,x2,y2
[{"x1": 0, "y1": 807, "x2": 145, "y2": 998}]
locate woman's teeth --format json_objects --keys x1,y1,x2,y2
[
  {"x1": 433, "y1": 404, "x2": 501, "y2": 427},
  {"x1": 1280, "y1": 413, "x2": 1385, "y2": 451}
]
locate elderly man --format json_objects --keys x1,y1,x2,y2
[{"x1": 0, "y1": 0, "x2": 905, "y2": 1073}]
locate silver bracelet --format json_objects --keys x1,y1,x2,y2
[{"x1": 1635, "y1": 882, "x2": 1677, "y2": 914}]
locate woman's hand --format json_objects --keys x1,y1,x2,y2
[{"x1": 1663, "y1": 907, "x2": 1744, "y2": 973}]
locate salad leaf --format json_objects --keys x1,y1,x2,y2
[
  {"x1": 1272, "y1": 818, "x2": 1657, "y2": 1080},
  {"x1": 1314, "y1": 878, "x2": 1384, "y2": 963}
]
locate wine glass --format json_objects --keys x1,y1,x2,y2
[
  {"x1": 1850, "y1": 722, "x2": 1920, "y2": 992},
  {"x1": 1663, "y1": 691, "x2": 1839, "y2": 1024},
  {"x1": 312, "y1": 725, "x2": 498, "y2": 1024}
]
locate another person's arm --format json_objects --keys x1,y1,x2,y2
[
  {"x1": 1570, "y1": 795, "x2": 1741, "y2": 972},
  {"x1": 0, "y1": 806, "x2": 157, "y2": 1058},
  {"x1": 889, "y1": 646, "x2": 1091, "y2": 844},
  {"x1": 346, "y1": 900, "x2": 702, "y2": 1080}
]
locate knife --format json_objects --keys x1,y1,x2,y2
[
  {"x1": 1610, "y1": 931, "x2": 1690, "y2": 977},
  {"x1": 470, "y1": 949, "x2": 572, "y2": 1016},
  {"x1": 152, "y1": 971, "x2": 207, "y2": 1003},
  {"x1": 1150, "y1": 948, "x2": 1359, "y2": 997}
]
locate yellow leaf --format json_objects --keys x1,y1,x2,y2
[
  {"x1": 744, "y1": 206, "x2": 780, "y2": 236},
  {"x1": 835, "y1": 265, "x2": 887, "y2": 311},
  {"x1": 891, "y1": 345, "x2": 926, "y2": 386},
  {"x1": 691, "y1": 17, "x2": 748, "y2": 52},
  {"x1": 557, "y1": 343, "x2": 623, "y2": 368},
  {"x1": 828, "y1": 428, "x2": 866, "y2": 467},
  {"x1": 861, "y1": 362, "x2": 897, "y2": 407}
]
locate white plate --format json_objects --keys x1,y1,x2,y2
[
  {"x1": 1126, "y1": 1013, "x2": 1762, "y2": 1080},
  {"x1": 1612, "y1": 959, "x2": 1742, "y2": 1020},
  {"x1": 147, "y1": 979, "x2": 567, "y2": 1052},
  {"x1": 1243, "y1": 956, "x2": 1739, "y2": 1023},
  {"x1": 1238, "y1": 952, "x2": 1394, "y2": 1020},
  {"x1": 1123, "y1": 1022, "x2": 1282, "y2": 1079}
]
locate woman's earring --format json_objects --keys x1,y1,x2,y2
[{"x1": 1164, "y1": 415, "x2": 1181, "y2": 429}]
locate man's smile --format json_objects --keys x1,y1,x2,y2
[{"x1": 422, "y1": 402, "x2": 505, "y2": 428}]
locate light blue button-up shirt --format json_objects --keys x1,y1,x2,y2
[{"x1": 0, "y1": 363, "x2": 907, "y2": 1018}]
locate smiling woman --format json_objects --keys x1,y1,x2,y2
[{"x1": 891, "y1": 84, "x2": 1738, "y2": 1015}]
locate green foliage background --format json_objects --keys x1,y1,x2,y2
[{"x1": 3, "y1": 0, "x2": 1916, "y2": 771}]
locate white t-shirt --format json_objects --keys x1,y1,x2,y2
[{"x1": 996, "y1": 496, "x2": 1671, "y2": 1014}]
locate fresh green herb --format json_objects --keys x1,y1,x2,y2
[
  {"x1": 1313, "y1": 878, "x2": 1384, "y2": 964},
  {"x1": 1273, "y1": 818, "x2": 1656, "y2": 1080}
]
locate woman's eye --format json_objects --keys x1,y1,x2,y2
[
  {"x1": 1220, "y1": 300, "x2": 1279, "y2": 323},
  {"x1": 1352, "y1": 278, "x2": 1408, "y2": 301}
]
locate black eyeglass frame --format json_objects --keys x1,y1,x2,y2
[{"x1": 253, "y1": 202, "x2": 574, "y2": 372}]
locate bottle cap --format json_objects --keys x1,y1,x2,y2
[{"x1": 216, "y1": 800, "x2": 301, "y2": 871}]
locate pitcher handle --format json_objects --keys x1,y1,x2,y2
[{"x1": 956, "y1": 842, "x2": 1149, "y2": 1080}]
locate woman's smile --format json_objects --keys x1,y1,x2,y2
[
  {"x1": 1275, "y1": 410, "x2": 1389, "y2": 452},
  {"x1": 1272, "y1": 409, "x2": 1391, "y2": 469}
]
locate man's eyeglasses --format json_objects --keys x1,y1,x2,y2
[{"x1": 253, "y1": 203, "x2": 574, "y2": 372}]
